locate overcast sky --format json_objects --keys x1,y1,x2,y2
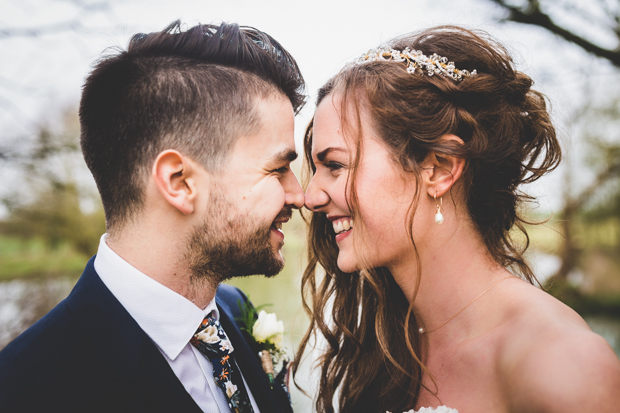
[{"x1": 1, "y1": 0, "x2": 617, "y2": 211}]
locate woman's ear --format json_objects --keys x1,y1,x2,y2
[
  {"x1": 422, "y1": 134, "x2": 466, "y2": 198},
  {"x1": 152, "y1": 150, "x2": 199, "y2": 215}
]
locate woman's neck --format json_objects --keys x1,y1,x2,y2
[{"x1": 388, "y1": 218, "x2": 512, "y2": 343}]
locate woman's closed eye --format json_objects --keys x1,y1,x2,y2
[{"x1": 325, "y1": 161, "x2": 345, "y2": 172}]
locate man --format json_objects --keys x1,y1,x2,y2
[{"x1": 0, "y1": 21, "x2": 305, "y2": 412}]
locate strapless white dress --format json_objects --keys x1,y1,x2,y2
[{"x1": 389, "y1": 407, "x2": 458, "y2": 413}]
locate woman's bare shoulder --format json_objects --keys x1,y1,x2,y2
[{"x1": 496, "y1": 280, "x2": 620, "y2": 412}]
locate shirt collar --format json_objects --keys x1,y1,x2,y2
[{"x1": 93, "y1": 234, "x2": 218, "y2": 360}]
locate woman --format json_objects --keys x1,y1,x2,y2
[{"x1": 293, "y1": 26, "x2": 620, "y2": 413}]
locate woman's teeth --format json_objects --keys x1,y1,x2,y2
[{"x1": 333, "y1": 218, "x2": 353, "y2": 234}]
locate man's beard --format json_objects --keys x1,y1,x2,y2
[{"x1": 182, "y1": 188, "x2": 290, "y2": 286}]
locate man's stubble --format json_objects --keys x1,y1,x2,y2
[{"x1": 182, "y1": 184, "x2": 288, "y2": 291}]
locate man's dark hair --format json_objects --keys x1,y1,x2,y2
[{"x1": 79, "y1": 20, "x2": 306, "y2": 231}]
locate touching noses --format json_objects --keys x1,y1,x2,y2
[
  {"x1": 304, "y1": 175, "x2": 329, "y2": 211},
  {"x1": 284, "y1": 172, "x2": 305, "y2": 209}
]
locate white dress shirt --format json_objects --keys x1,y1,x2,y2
[{"x1": 94, "y1": 234, "x2": 260, "y2": 413}]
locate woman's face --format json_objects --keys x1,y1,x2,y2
[{"x1": 305, "y1": 94, "x2": 420, "y2": 273}]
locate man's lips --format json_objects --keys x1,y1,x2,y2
[
  {"x1": 271, "y1": 209, "x2": 293, "y2": 233},
  {"x1": 271, "y1": 220, "x2": 287, "y2": 231}
]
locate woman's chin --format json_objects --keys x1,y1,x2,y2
[{"x1": 336, "y1": 254, "x2": 358, "y2": 274}]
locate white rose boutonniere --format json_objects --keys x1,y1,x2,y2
[
  {"x1": 253, "y1": 310, "x2": 284, "y2": 348},
  {"x1": 238, "y1": 300, "x2": 287, "y2": 388},
  {"x1": 252, "y1": 310, "x2": 286, "y2": 387}
]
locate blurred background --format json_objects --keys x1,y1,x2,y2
[{"x1": 1, "y1": 0, "x2": 619, "y2": 411}]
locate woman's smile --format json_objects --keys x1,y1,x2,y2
[{"x1": 329, "y1": 216, "x2": 354, "y2": 242}]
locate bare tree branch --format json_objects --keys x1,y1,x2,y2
[{"x1": 490, "y1": 0, "x2": 620, "y2": 68}]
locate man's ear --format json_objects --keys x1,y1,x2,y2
[
  {"x1": 422, "y1": 134, "x2": 466, "y2": 198},
  {"x1": 152, "y1": 150, "x2": 199, "y2": 215}
]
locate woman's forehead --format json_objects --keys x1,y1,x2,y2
[
  {"x1": 312, "y1": 97, "x2": 348, "y2": 154},
  {"x1": 313, "y1": 95, "x2": 384, "y2": 153}
]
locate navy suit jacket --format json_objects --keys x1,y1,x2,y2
[{"x1": 0, "y1": 257, "x2": 293, "y2": 413}]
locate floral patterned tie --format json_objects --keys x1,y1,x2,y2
[{"x1": 190, "y1": 310, "x2": 255, "y2": 413}]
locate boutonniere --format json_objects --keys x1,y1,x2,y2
[{"x1": 238, "y1": 300, "x2": 287, "y2": 388}]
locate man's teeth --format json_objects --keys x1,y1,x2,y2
[
  {"x1": 273, "y1": 222, "x2": 282, "y2": 230},
  {"x1": 333, "y1": 219, "x2": 353, "y2": 234}
]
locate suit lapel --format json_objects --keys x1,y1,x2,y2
[
  {"x1": 135, "y1": 334, "x2": 204, "y2": 412},
  {"x1": 66, "y1": 257, "x2": 202, "y2": 412}
]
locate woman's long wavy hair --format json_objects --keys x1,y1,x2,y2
[{"x1": 293, "y1": 26, "x2": 561, "y2": 413}]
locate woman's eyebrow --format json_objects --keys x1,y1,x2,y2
[{"x1": 316, "y1": 147, "x2": 346, "y2": 162}]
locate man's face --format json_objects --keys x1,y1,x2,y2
[{"x1": 184, "y1": 94, "x2": 304, "y2": 282}]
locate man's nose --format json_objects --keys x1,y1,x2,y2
[{"x1": 284, "y1": 172, "x2": 304, "y2": 209}]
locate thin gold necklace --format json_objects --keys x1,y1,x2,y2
[{"x1": 418, "y1": 277, "x2": 512, "y2": 334}]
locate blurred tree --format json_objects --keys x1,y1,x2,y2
[
  {"x1": 555, "y1": 98, "x2": 620, "y2": 282},
  {"x1": 490, "y1": 0, "x2": 620, "y2": 282},
  {"x1": 0, "y1": 0, "x2": 125, "y2": 152},
  {"x1": 0, "y1": 109, "x2": 105, "y2": 257}
]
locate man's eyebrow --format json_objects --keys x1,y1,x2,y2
[
  {"x1": 269, "y1": 148, "x2": 298, "y2": 163},
  {"x1": 316, "y1": 147, "x2": 346, "y2": 162}
]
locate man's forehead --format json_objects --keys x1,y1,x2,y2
[
  {"x1": 229, "y1": 135, "x2": 297, "y2": 164},
  {"x1": 228, "y1": 94, "x2": 296, "y2": 163}
]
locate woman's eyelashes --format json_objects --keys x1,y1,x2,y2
[{"x1": 325, "y1": 161, "x2": 345, "y2": 172}]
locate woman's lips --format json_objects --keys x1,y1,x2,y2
[{"x1": 330, "y1": 217, "x2": 353, "y2": 242}]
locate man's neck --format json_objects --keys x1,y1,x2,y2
[{"x1": 106, "y1": 232, "x2": 217, "y2": 310}]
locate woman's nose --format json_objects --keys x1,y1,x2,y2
[{"x1": 304, "y1": 175, "x2": 330, "y2": 211}]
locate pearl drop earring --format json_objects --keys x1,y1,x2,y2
[{"x1": 434, "y1": 193, "x2": 444, "y2": 225}]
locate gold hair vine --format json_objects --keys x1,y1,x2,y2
[{"x1": 353, "y1": 46, "x2": 477, "y2": 81}]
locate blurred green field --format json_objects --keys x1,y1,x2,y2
[
  {"x1": 527, "y1": 218, "x2": 620, "y2": 254},
  {"x1": 0, "y1": 236, "x2": 86, "y2": 281}
]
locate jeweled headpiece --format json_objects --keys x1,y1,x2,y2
[{"x1": 353, "y1": 47, "x2": 477, "y2": 81}]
